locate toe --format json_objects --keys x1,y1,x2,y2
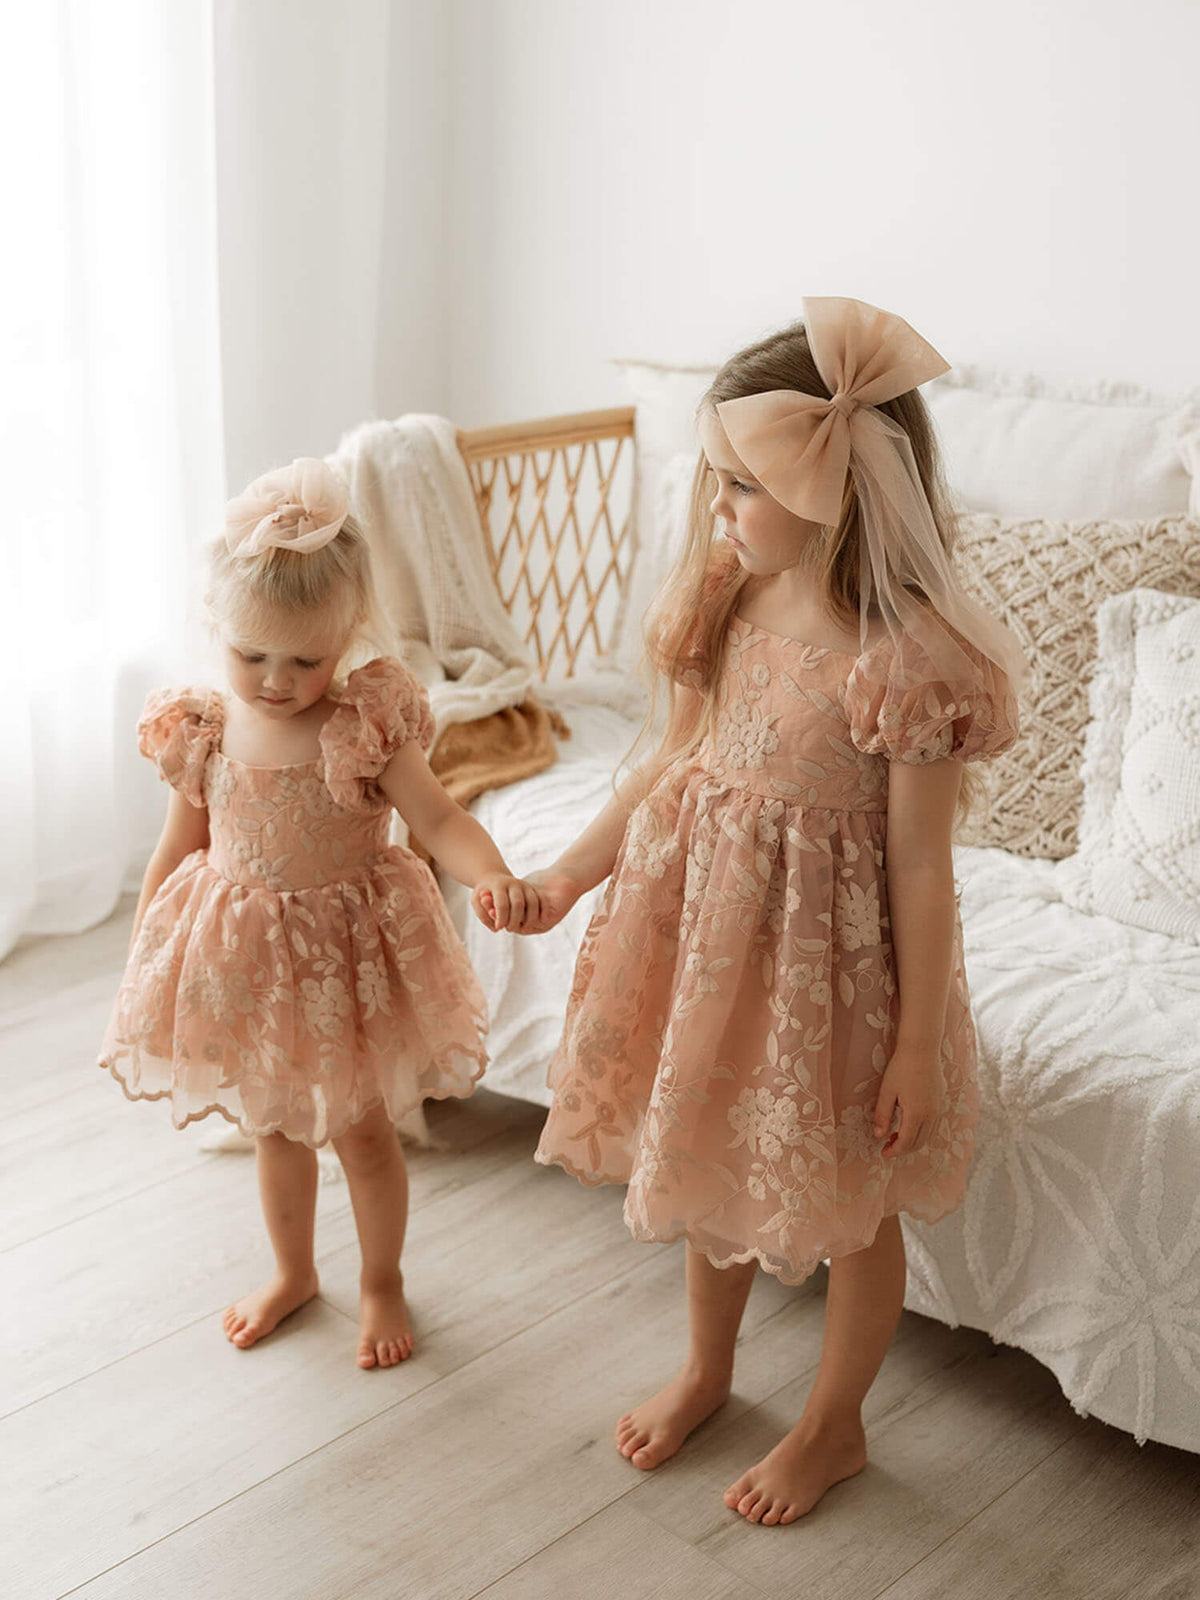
[
  {"x1": 761, "y1": 1502, "x2": 782, "y2": 1527},
  {"x1": 779, "y1": 1504, "x2": 800, "y2": 1525},
  {"x1": 358, "y1": 1343, "x2": 377, "y2": 1369},
  {"x1": 737, "y1": 1490, "x2": 760, "y2": 1518}
]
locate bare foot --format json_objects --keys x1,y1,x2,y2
[
  {"x1": 357, "y1": 1274, "x2": 414, "y2": 1369},
  {"x1": 615, "y1": 1367, "x2": 731, "y2": 1470},
  {"x1": 723, "y1": 1413, "x2": 867, "y2": 1525},
  {"x1": 222, "y1": 1269, "x2": 319, "y2": 1349}
]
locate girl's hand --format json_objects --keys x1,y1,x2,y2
[
  {"x1": 471, "y1": 873, "x2": 541, "y2": 933},
  {"x1": 512, "y1": 867, "x2": 586, "y2": 935},
  {"x1": 873, "y1": 1044, "x2": 946, "y2": 1159}
]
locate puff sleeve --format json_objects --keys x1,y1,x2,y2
[
  {"x1": 320, "y1": 656, "x2": 435, "y2": 809},
  {"x1": 844, "y1": 626, "x2": 1020, "y2": 765},
  {"x1": 137, "y1": 688, "x2": 225, "y2": 806}
]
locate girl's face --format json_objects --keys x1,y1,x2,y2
[
  {"x1": 699, "y1": 409, "x2": 824, "y2": 574},
  {"x1": 223, "y1": 611, "x2": 350, "y2": 719}
]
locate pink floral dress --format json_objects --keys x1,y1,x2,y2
[
  {"x1": 535, "y1": 614, "x2": 1019, "y2": 1284},
  {"x1": 100, "y1": 657, "x2": 488, "y2": 1147}
]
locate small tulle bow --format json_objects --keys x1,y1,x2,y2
[{"x1": 224, "y1": 458, "x2": 350, "y2": 557}]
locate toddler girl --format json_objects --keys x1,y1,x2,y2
[
  {"x1": 101, "y1": 458, "x2": 538, "y2": 1367},
  {"x1": 524, "y1": 299, "x2": 1026, "y2": 1523}
]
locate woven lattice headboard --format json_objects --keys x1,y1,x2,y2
[{"x1": 457, "y1": 407, "x2": 636, "y2": 678}]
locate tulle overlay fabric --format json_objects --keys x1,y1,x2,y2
[
  {"x1": 101, "y1": 658, "x2": 488, "y2": 1146},
  {"x1": 535, "y1": 616, "x2": 1018, "y2": 1283}
]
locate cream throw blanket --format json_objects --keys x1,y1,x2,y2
[{"x1": 327, "y1": 413, "x2": 537, "y2": 734}]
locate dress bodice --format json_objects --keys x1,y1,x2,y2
[
  {"x1": 137, "y1": 656, "x2": 436, "y2": 894},
  {"x1": 693, "y1": 617, "x2": 888, "y2": 811},
  {"x1": 202, "y1": 753, "x2": 394, "y2": 891}
]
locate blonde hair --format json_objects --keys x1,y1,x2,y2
[
  {"x1": 205, "y1": 512, "x2": 389, "y2": 678},
  {"x1": 631, "y1": 318, "x2": 980, "y2": 818}
]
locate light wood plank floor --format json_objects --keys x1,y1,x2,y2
[{"x1": 2, "y1": 903, "x2": 1197, "y2": 1600}]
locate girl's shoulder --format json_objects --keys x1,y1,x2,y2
[
  {"x1": 137, "y1": 686, "x2": 226, "y2": 805},
  {"x1": 320, "y1": 655, "x2": 435, "y2": 809},
  {"x1": 844, "y1": 618, "x2": 1020, "y2": 766}
]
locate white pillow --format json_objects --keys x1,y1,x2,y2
[
  {"x1": 612, "y1": 360, "x2": 716, "y2": 668},
  {"x1": 1058, "y1": 588, "x2": 1200, "y2": 944},
  {"x1": 925, "y1": 366, "x2": 1200, "y2": 521},
  {"x1": 614, "y1": 357, "x2": 1200, "y2": 535}
]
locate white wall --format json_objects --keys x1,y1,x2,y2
[
  {"x1": 445, "y1": 0, "x2": 1200, "y2": 426},
  {"x1": 214, "y1": 0, "x2": 1200, "y2": 475}
]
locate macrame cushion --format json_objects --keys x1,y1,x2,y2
[
  {"x1": 954, "y1": 514, "x2": 1200, "y2": 858},
  {"x1": 1057, "y1": 590, "x2": 1200, "y2": 942}
]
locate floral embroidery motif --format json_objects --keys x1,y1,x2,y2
[{"x1": 714, "y1": 697, "x2": 782, "y2": 770}]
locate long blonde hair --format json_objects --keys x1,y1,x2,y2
[
  {"x1": 632, "y1": 318, "x2": 979, "y2": 816},
  {"x1": 205, "y1": 512, "x2": 389, "y2": 680}
]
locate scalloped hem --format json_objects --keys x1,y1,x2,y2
[
  {"x1": 99, "y1": 1050, "x2": 487, "y2": 1151},
  {"x1": 533, "y1": 1147, "x2": 630, "y2": 1189},
  {"x1": 534, "y1": 1146, "x2": 965, "y2": 1286}
]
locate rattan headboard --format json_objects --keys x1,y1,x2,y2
[{"x1": 457, "y1": 406, "x2": 636, "y2": 679}]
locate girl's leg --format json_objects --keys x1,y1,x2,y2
[
  {"x1": 223, "y1": 1131, "x2": 320, "y2": 1348},
  {"x1": 724, "y1": 1212, "x2": 906, "y2": 1525},
  {"x1": 332, "y1": 1100, "x2": 413, "y2": 1369},
  {"x1": 616, "y1": 1245, "x2": 757, "y2": 1469}
]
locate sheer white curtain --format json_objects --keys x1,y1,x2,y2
[{"x1": 0, "y1": 2, "x2": 226, "y2": 960}]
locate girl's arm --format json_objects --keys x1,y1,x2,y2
[
  {"x1": 872, "y1": 757, "x2": 963, "y2": 1158},
  {"x1": 525, "y1": 681, "x2": 706, "y2": 931},
  {"x1": 377, "y1": 744, "x2": 533, "y2": 930},
  {"x1": 130, "y1": 790, "x2": 210, "y2": 950}
]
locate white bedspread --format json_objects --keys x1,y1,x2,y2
[{"x1": 443, "y1": 698, "x2": 1200, "y2": 1452}]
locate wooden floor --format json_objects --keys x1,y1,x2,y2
[{"x1": 3, "y1": 904, "x2": 1198, "y2": 1600}]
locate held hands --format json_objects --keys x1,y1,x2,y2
[
  {"x1": 872, "y1": 1043, "x2": 947, "y2": 1159},
  {"x1": 512, "y1": 868, "x2": 586, "y2": 934},
  {"x1": 470, "y1": 873, "x2": 542, "y2": 933},
  {"x1": 471, "y1": 867, "x2": 585, "y2": 936}
]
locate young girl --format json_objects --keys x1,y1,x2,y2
[
  {"x1": 101, "y1": 457, "x2": 538, "y2": 1369},
  {"x1": 523, "y1": 299, "x2": 1026, "y2": 1523}
]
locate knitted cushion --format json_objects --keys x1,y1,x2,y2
[
  {"x1": 954, "y1": 514, "x2": 1200, "y2": 858},
  {"x1": 1058, "y1": 589, "x2": 1200, "y2": 941}
]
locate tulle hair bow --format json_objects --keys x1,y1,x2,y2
[
  {"x1": 224, "y1": 458, "x2": 350, "y2": 557},
  {"x1": 706, "y1": 296, "x2": 1028, "y2": 690},
  {"x1": 716, "y1": 297, "x2": 950, "y2": 527}
]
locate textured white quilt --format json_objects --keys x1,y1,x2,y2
[{"x1": 442, "y1": 695, "x2": 1200, "y2": 1453}]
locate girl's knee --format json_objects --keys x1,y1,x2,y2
[{"x1": 335, "y1": 1106, "x2": 400, "y2": 1170}]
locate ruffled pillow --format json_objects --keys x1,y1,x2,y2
[
  {"x1": 320, "y1": 656, "x2": 435, "y2": 809},
  {"x1": 137, "y1": 688, "x2": 226, "y2": 806},
  {"x1": 845, "y1": 626, "x2": 1019, "y2": 765}
]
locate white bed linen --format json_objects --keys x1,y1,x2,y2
[{"x1": 443, "y1": 698, "x2": 1200, "y2": 1451}]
